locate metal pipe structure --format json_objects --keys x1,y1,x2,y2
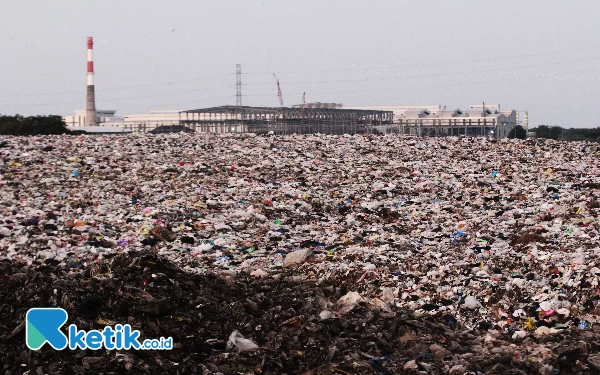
[
  {"x1": 85, "y1": 37, "x2": 97, "y2": 126},
  {"x1": 179, "y1": 106, "x2": 394, "y2": 135}
]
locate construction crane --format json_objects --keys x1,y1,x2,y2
[{"x1": 273, "y1": 73, "x2": 283, "y2": 107}]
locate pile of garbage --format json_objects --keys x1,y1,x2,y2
[
  {"x1": 1, "y1": 133, "x2": 600, "y2": 373},
  {"x1": 2, "y1": 251, "x2": 600, "y2": 374}
]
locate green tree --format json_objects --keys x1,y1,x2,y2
[
  {"x1": 529, "y1": 126, "x2": 600, "y2": 142},
  {"x1": 508, "y1": 125, "x2": 526, "y2": 139},
  {"x1": 534, "y1": 125, "x2": 550, "y2": 139},
  {"x1": 0, "y1": 114, "x2": 76, "y2": 135},
  {"x1": 533, "y1": 125, "x2": 563, "y2": 140},
  {"x1": 549, "y1": 126, "x2": 563, "y2": 140}
]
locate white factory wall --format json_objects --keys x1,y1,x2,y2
[
  {"x1": 63, "y1": 109, "x2": 122, "y2": 127},
  {"x1": 64, "y1": 109, "x2": 185, "y2": 133},
  {"x1": 64, "y1": 105, "x2": 525, "y2": 136},
  {"x1": 347, "y1": 104, "x2": 521, "y2": 137},
  {"x1": 348, "y1": 105, "x2": 443, "y2": 119},
  {"x1": 120, "y1": 110, "x2": 183, "y2": 133}
]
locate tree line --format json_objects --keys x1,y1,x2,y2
[
  {"x1": 0, "y1": 114, "x2": 85, "y2": 135},
  {"x1": 507, "y1": 124, "x2": 600, "y2": 142},
  {"x1": 1, "y1": 114, "x2": 598, "y2": 142},
  {"x1": 529, "y1": 125, "x2": 600, "y2": 142}
]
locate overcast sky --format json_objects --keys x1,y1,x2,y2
[{"x1": 1, "y1": 0, "x2": 600, "y2": 127}]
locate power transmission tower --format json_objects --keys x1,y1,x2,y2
[
  {"x1": 236, "y1": 64, "x2": 243, "y2": 130},
  {"x1": 236, "y1": 64, "x2": 242, "y2": 107}
]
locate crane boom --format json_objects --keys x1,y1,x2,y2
[{"x1": 273, "y1": 73, "x2": 283, "y2": 107}]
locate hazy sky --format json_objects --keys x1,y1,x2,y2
[{"x1": 1, "y1": 0, "x2": 600, "y2": 127}]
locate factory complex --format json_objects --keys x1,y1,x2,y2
[
  {"x1": 64, "y1": 103, "x2": 527, "y2": 137},
  {"x1": 63, "y1": 37, "x2": 528, "y2": 137}
]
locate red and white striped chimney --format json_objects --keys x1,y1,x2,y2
[{"x1": 85, "y1": 37, "x2": 97, "y2": 126}]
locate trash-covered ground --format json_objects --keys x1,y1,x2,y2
[
  {"x1": 2, "y1": 252, "x2": 600, "y2": 374},
  {"x1": 2, "y1": 134, "x2": 600, "y2": 374}
]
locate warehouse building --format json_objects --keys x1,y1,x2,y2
[
  {"x1": 63, "y1": 109, "x2": 123, "y2": 127},
  {"x1": 64, "y1": 104, "x2": 525, "y2": 137},
  {"x1": 348, "y1": 104, "x2": 523, "y2": 137},
  {"x1": 64, "y1": 109, "x2": 181, "y2": 134},
  {"x1": 179, "y1": 105, "x2": 394, "y2": 135}
]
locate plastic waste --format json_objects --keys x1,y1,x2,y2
[
  {"x1": 578, "y1": 321, "x2": 590, "y2": 330},
  {"x1": 226, "y1": 330, "x2": 259, "y2": 352},
  {"x1": 336, "y1": 291, "x2": 364, "y2": 314},
  {"x1": 463, "y1": 296, "x2": 481, "y2": 309},
  {"x1": 283, "y1": 249, "x2": 313, "y2": 268},
  {"x1": 1, "y1": 133, "x2": 600, "y2": 371}
]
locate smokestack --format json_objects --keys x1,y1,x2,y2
[{"x1": 85, "y1": 37, "x2": 97, "y2": 126}]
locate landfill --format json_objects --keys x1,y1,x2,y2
[{"x1": 1, "y1": 133, "x2": 600, "y2": 374}]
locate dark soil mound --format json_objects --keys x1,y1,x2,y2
[{"x1": 1, "y1": 252, "x2": 599, "y2": 374}]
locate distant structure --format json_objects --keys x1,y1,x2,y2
[
  {"x1": 179, "y1": 105, "x2": 393, "y2": 135},
  {"x1": 348, "y1": 104, "x2": 521, "y2": 137},
  {"x1": 64, "y1": 109, "x2": 122, "y2": 127},
  {"x1": 67, "y1": 126, "x2": 131, "y2": 134},
  {"x1": 64, "y1": 103, "x2": 525, "y2": 137},
  {"x1": 273, "y1": 74, "x2": 284, "y2": 107},
  {"x1": 292, "y1": 102, "x2": 343, "y2": 109},
  {"x1": 149, "y1": 125, "x2": 194, "y2": 134},
  {"x1": 85, "y1": 37, "x2": 97, "y2": 126},
  {"x1": 65, "y1": 109, "x2": 181, "y2": 133},
  {"x1": 64, "y1": 46, "x2": 526, "y2": 138},
  {"x1": 119, "y1": 110, "x2": 182, "y2": 133},
  {"x1": 236, "y1": 64, "x2": 242, "y2": 107}
]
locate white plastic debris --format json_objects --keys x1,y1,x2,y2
[
  {"x1": 403, "y1": 360, "x2": 418, "y2": 371},
  {"x1": 250, "y1": 269, "x2": 268, "y2": 277},
  {"x1": 283, "y1": 249, "x2": 313, "y2": 268},
  {"x1": 512, "y1": 330, "x2": 529, "y2": 340},
  {"x1": 463, "y1": 296, "x2": 481, "y2": 309},
  {"x1": 226, "y1": 330, "x2": 259, "y2": 352},
  {"x1": 534, "y1": 326, "x2": 562, "y2": 337},
  {"x1": 336, "y1": 291, "x2": 364, "y2": 314},
  {"x1": 1, "y1": 133, "x2": 600, "y2": 335},
  {"x1": 319, "y1": 310, "x2": 337, "y2": 320}
]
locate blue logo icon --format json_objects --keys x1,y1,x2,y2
[
  {"x1": 25, "y1": 308, "x2": 173, "y2": 350},
  {"x1": 26, "y1": 308, "x2": 69, "y2": 350}
]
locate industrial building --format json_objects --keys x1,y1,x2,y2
[
  {"x1": 177, "y1": 103, "x2": 527, "y2": 137},
  {"x1": 85, "y1": 37, "x2": 97, "y2": 126},
  {"x1": 65, "y1": 42, "x2": 527, "y2": 137},
  {"x1": 179, "y1": 105, "x2": 394, "y2": 135},
  {"x1": 120, "y1": 110, "x2": 181, "y2": 133},
  {"x1": 175, "y1": 103, "x2": 524, "y2": 137},
  {"x1": 64, "y1": 104, "x2": 526, "y2": 137},
  {"x1": 348, "y1": 104, "x2": 526, "y2": 137},
  {"x1": 64, "y1": 42, "x2": 525, "y2": 137},
  {"x1": 63, "y1": 109, "x2": 123, "y2": 127},
  {"x1": 64, "y1": 109, "x2": 179, "y2": 133},
  {"x1": 149, "y1": 124, "x2": 193, "y2": 134},
  {"x1": 67, "y1": 126, "x2": 131, "y2": 134}
]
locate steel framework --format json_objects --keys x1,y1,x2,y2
[
  {"x1": 179, "y1": 106, "x2": 394, "y2": 135},
  {"x1": 235, "y1": 64, "x2": 242, "y2": 107}
]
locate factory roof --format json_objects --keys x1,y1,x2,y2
[
  {"x1": 182, "y1": 105, "x2": 392, "y2": 115},
  {"x1": 148, "y1": 125, "x2": 194, "y2": 134},
  {"x1": 67, "y1": 126, "x2": 131, "y2": 134}
]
